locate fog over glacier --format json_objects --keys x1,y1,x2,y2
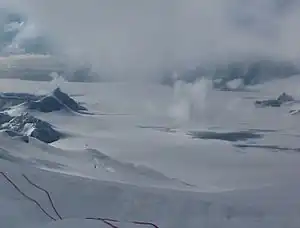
[
  {"x1": 2, "y1": 0, "x2": 300, "y2": 80},
  {"x1": 2, "y1": 2, "x2": 300, "y2": 228}
]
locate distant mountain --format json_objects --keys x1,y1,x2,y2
[
  {"x1": 162, "y1": 59, "x2": 300, "y2": 89},
  {"x1": 212, "y1": 60, "x2": 300, "y2": 90}
]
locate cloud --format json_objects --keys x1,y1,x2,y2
[{"x1": 4, "y1": 0, "x2": 300, "y2": 80}]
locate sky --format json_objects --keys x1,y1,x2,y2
[{"x1": 2, "y1": 0, "x2": 300, "y2": 80}]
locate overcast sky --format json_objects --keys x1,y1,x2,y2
[{"x1": 3, "y1": 0, "x2": 300, "y2": 79}]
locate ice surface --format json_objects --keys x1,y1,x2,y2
[
  {"x1": 1, "y1": 4, "x2": 300, "y2": 227},
  {"x1": 0, "y1": 75, "x2": 300, "y2": 227}
]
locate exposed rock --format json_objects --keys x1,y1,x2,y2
[
  {"x1": 0, "y1": 88, "x2": 84, "y2": 143},
  {"x1": 277, "y1": 92, "x2": 294, "y2": 103},
  {"x1": 28, "y1": 96, "x2": 63, "y2": 113},
  {"x1": 255, "y1": 99, "x2": 282, "y2": 107},
  {"x1": 0, "y1": 92, "x2": 40, "y2": 101},
  {"x1": 53, "y1": 88, "x2": 87, "y2": 111},
  {"x1": 28, "y1": 88, "x2": 87, "y2": 113},
  {"x1": 0, "y1": 92, "x2": 41, "y2": 111},
  {"x1": 1, "y1": 87, "x2": 88, "y2": 113},
  {"x1": 255, "y1": 92, "x2": 294, "y2": 108},
  {"x1": 1, "y1": 113, "x2": 62, "y2": 143},
  {"x1": 0, "y1": 112, "x2": 12, "y2": 125},
  {"x1": 188, "y1": 130, "x2": 262, "y2": 142}
]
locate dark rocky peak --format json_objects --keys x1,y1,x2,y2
[
  {"x1": 255, "y1": 92, "x2": 295, "y2": 108},
  {"x1": 52, "y1": 87, "x2": 87, "y2": 111},
  {"x1": 1, "y1": 113, "x2": 62, "y2": 143},
  {"x1": 28, "y1": 87, "x2": 87, "y2": 113}
]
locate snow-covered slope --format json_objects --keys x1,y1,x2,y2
[
  {"x1": 2, "y1": 154, "x2": 300, "y2": 228},
  {"x1": 1, "y1": 76, "x2": 300, "y2": 227},
  {"x1": 2, "y1": 151, "x2": 300, "y2": 228}
]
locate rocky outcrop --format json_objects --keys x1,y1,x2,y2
[
  {"x1": 53, "y1": 88, "x2": 87, "y2": 111},
  {"x1": 0, "y1": 88, "x2": 86, "y2": 143},
  {"x1": 0, "y1": 88, "x2": 87, "y2": 113},
  {"x1": 28, "y1": 96, "x2": 62, "y2": 113},
  {"x1": 28, "y1": 88, "x2": 87, "y2": 113},
  {"x1": 255, "y1": 92, "x2": 294, "y2": 108},
  {"x1": 0, "y1": 113, "x2": 62, "y2": 143},
  {"x1": 255, "y1": 99, "x2": 282, "y2": 107},
  {"x1": 0, "y1": 112, "x2": 12, "y2": 125}
]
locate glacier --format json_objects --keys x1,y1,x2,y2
[
  {"x1": 1, "y1": 2, "x2": 300, "y2": 228},
  {"x1": 0, "y1": 76, "x2": 300, "y2": 227}
]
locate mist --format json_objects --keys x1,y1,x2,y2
[{"x1": 3, "y1": 0, "x2": 300, "y2": 80}]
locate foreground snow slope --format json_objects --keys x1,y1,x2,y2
[
  {"x1": 1, "y1": 76, "x2": 300, "y2": 227},
  {"x1": 2, "y1": 158, "x2": 300, "y2": 228},
  {"x1": 34, "y1": 219, "x2": 110, "y2": 228}
]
